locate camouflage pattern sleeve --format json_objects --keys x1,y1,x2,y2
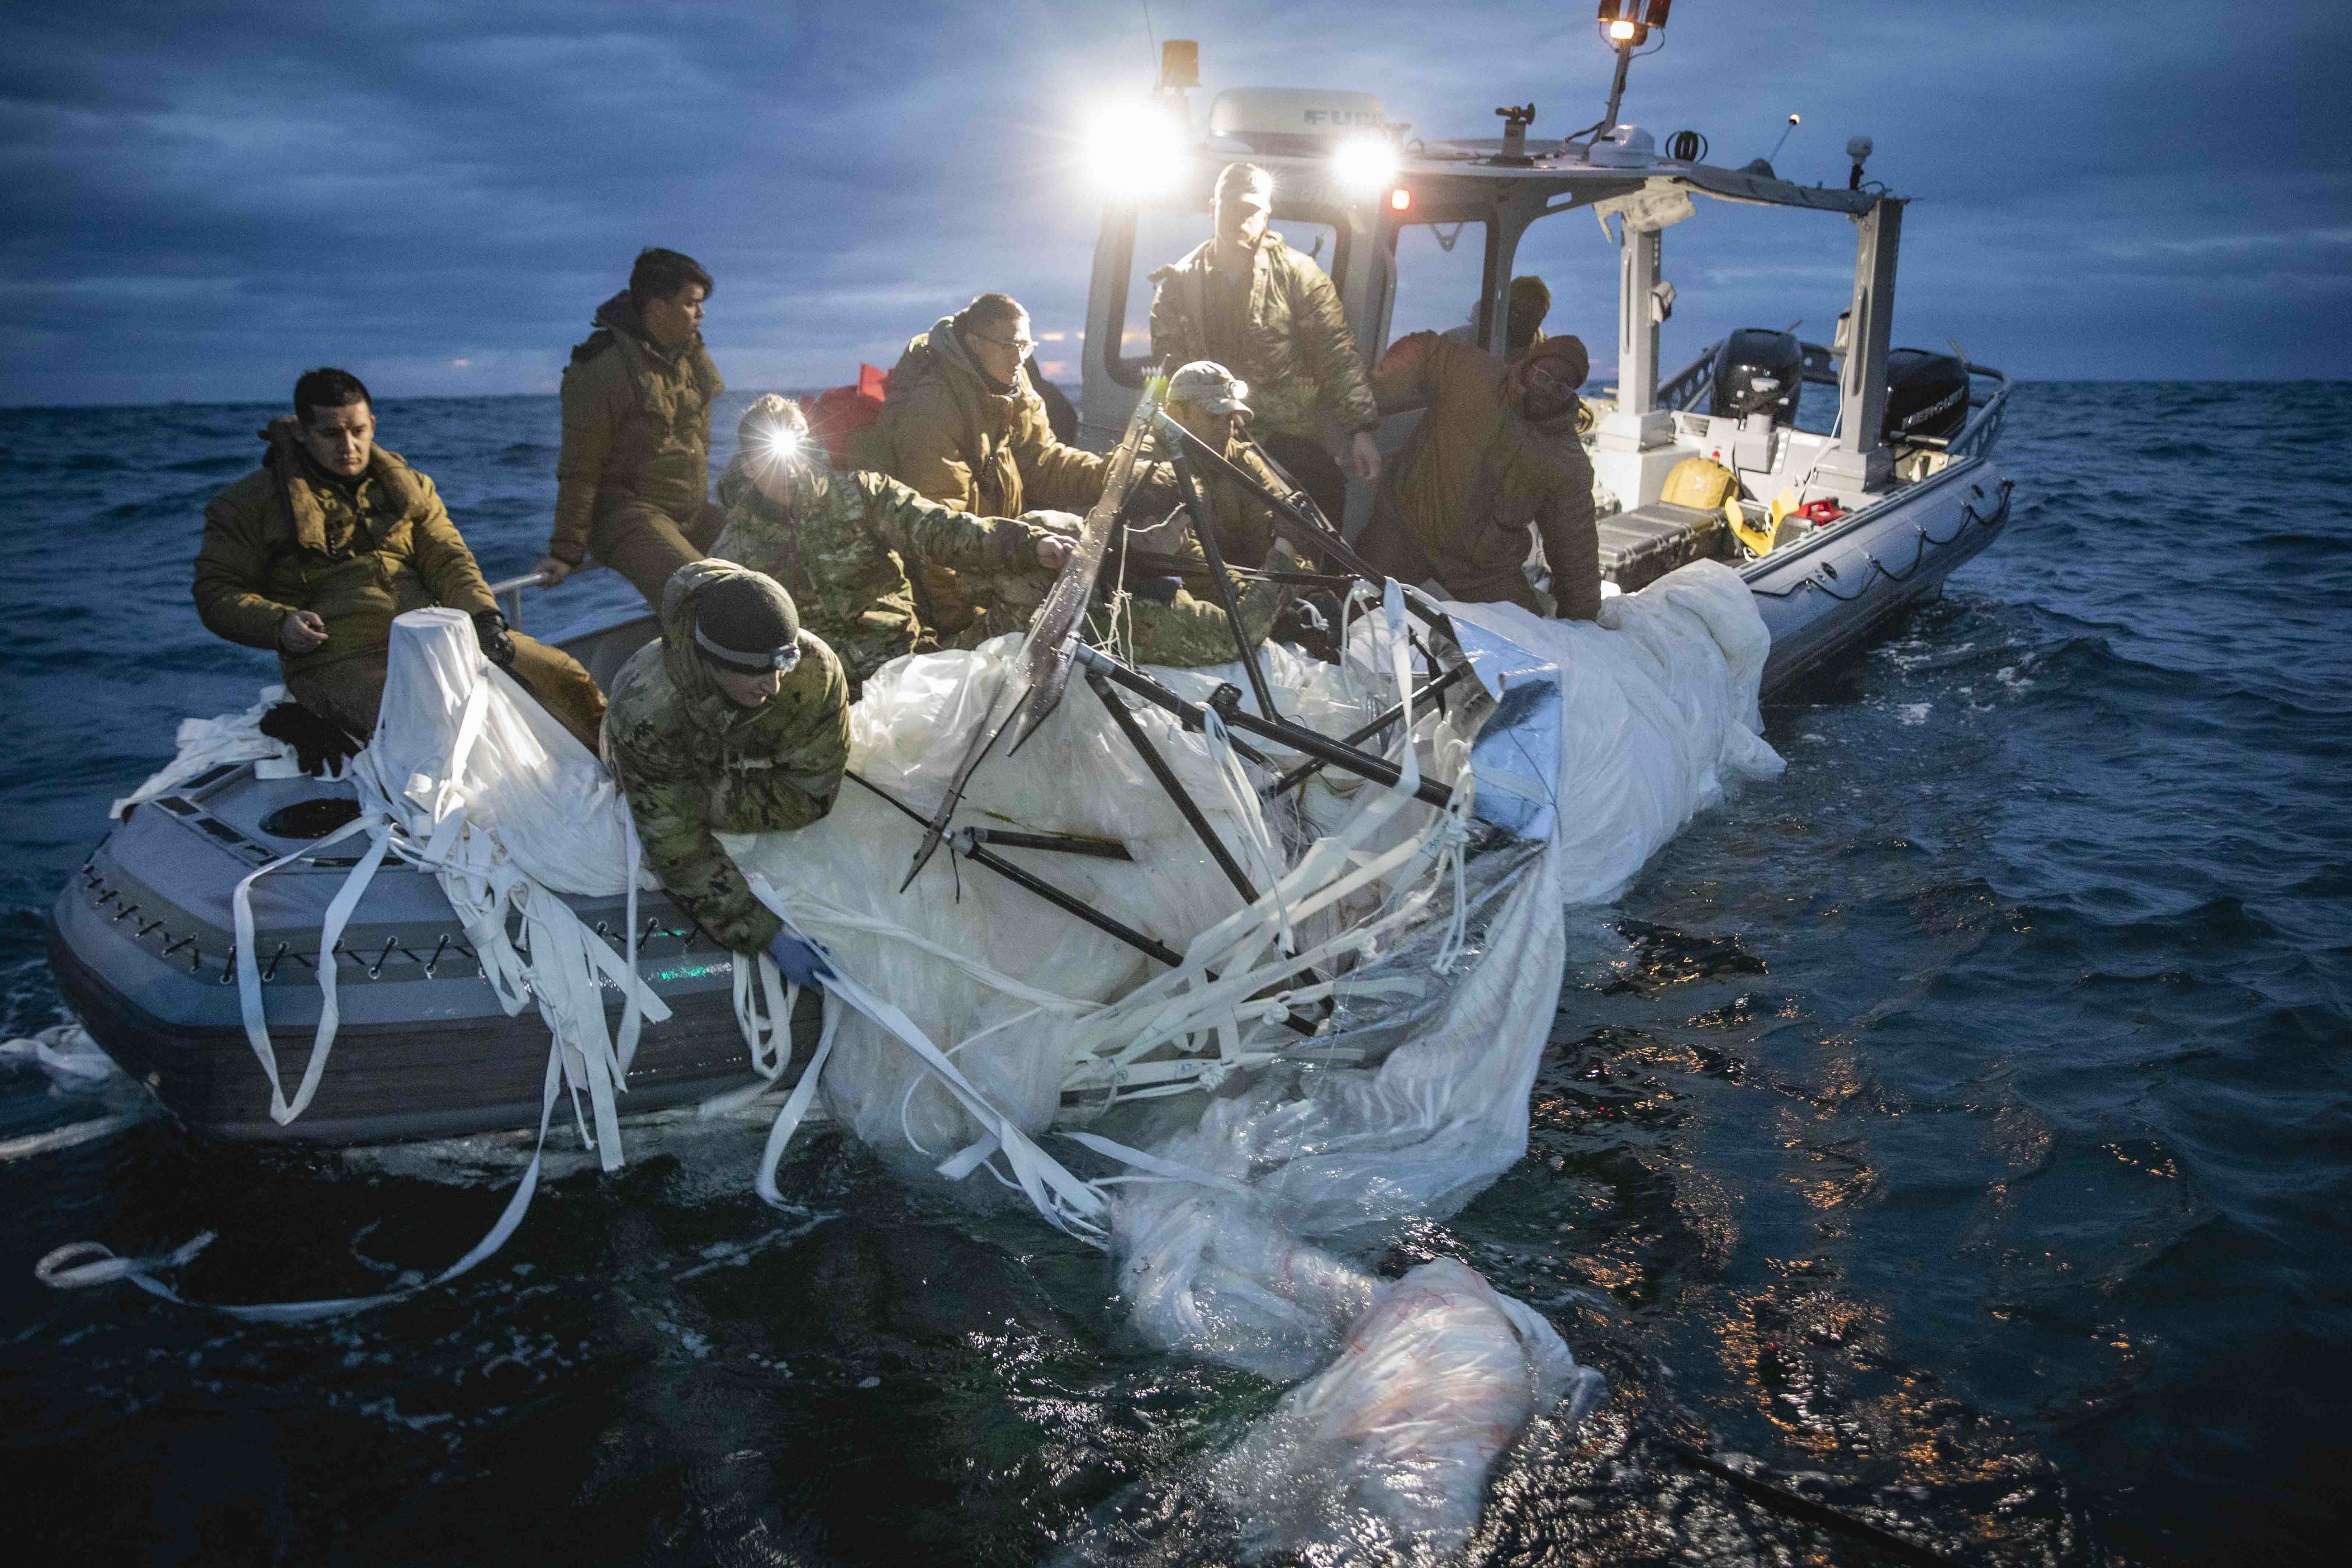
[
  {"x1": 854, "y1": 471, "x2": 1048, "y2": 576},
  {"x1": 755, "y1": 638, "x2": 853, "y2": 833},
  {"x1": 1123, "y1": 572, "x2": 1282, "y2": 668},
  {"x1": 1290, "y1": 255, "x2": 1381, "y2": 434},
  {"x1": 1147, "y1": 263, "x2": 1203, "y2": 368},
  {"x1": 607, "y1": 725, "x2": 782, "y2": 954}
]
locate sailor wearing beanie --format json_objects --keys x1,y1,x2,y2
[{"x1": 601, "y1": 559, "x2": 850, "y2": 973}]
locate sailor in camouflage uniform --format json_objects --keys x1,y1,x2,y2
[
  {"x1": 601, "y1": 559, "x2": 849, "y2": 966},
  {"x1": 721, "y1": 397, "x2": 1280, "y2": 682},
  {"x1": 711, "y1": 396, "x2": 1072, "y2": 696}
]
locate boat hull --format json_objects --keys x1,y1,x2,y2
[
  {"x1": 1747, "y1": 455, "x2": 2013, "y2": 698},
  {"x1": 48, "y1": 765, "x2": 815, "y2": 1144}
]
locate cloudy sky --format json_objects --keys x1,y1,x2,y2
[{"x1": 2, "y1": 0, "x2": 2342, "y2": 407}]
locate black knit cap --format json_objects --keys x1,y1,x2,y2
[{"x1": 693, "y1": 573, "x2": 802, "y2": 673}]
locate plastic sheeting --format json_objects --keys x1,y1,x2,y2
[
  {"x1": 726, "y1": 636, "x2": 1396, "y2": 1164},
  {"x1": 726, "y1": 559, "x2": 1781, "y2": 1554},
  {"x1": 1212, "y1": 1260, "x2": 1605, "y2": 1559},
  {"x1": 110, "y1": 684, "x2": 317, "y2": 820}
]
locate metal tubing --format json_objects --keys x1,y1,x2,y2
[
  {"x1": 1265, "y1": 662, "x2": 1474, "y2": 798},
  {"x1": 1079, "y1": 653, "x2": 1271, "y2": 765},
  {"x1": 1161, "y1": 418, "x2": 1281, "y2": 724},
  {"x1": 1150, "y1": 414, "x2": 1375, "y2": 581},
  {"x1": 1075, "y1": 645, "x2": 1454, "y2": 811},
  {"x1": 1086, "y1": 672, "x2": 1262, "y2": 906},
  {"x1": 850, "y1": 770, "x2": 1176, "y2": 963},
  {"x1": 962, "y1": 840, "x2": 1186, "y2": 967},
  {"x1": 847, "y1": 769, "x2": 1315, "y2": 1036},
  {"x1": 964, "y1": 827, "x2": 1132, "y2": 861}
]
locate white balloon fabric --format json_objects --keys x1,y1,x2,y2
[{"x1": 727, "y1": 559, "x2": 1780, "y2": 1555}]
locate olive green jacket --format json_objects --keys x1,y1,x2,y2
[
  {"x1": 877, "y1": 318, "x2": 1113, "y2": 520},
  {"x1": 1368, "y1": 331, "x2": 1600, "y2": 621},
  {"x1": 601, "y1": 560, "x2": 851, "y2": 954},
  {"x1": 710, "y1": 461, "x2": 1055, "y2": 697},
  {"x1": 549, "y1": 293, "x2": 725, "y2": 565},
  {"x1": 193, "y1": 423, "x2": 499, "y2": 678},
  {"x1": 1148, "y1": 239, "x2": 1380, "y2": 441}
]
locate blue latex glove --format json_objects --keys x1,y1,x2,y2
[{"x1": 765, "y1": 928, "x2": 833, "y2": 988}]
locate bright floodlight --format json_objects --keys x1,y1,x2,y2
[
  {"x1": 761, "y1": 424, "x2": 801, "y2": 464},
  {"x1": 1331, "y1": 134, "x2": 1398, "y2": 195},
  {"x1": 1085, "y1": 100, "x2": 1187, "y2": 200}
]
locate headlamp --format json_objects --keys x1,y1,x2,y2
[{"x1": 693, "y1": 627, "x2": 803, "y2": 676}]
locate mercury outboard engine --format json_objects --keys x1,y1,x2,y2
[
  {"x1": 1707, "y1": 329, "x2": 1804, "y2": 425},
  {"x1": 1881, "y1": 348, "x2": 1970, "y2": 445}
]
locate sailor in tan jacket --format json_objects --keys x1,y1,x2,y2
[
  {"x1": 535, "y1": 249, "x2": 726, "y2": 606},
  {"x1": 1355, "y1": 333, "x2": 1602, "y2": 620},
  {"x1": 194, "y1": 368, "x2": 606, "y2": 747},
  {"x1": 872, "y1": 293, "x2": 1130, "y2": 634}
]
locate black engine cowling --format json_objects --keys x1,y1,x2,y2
[
  {"x1": 1881, "y1": 348, "x2": 1970, "y2": 445},
  {"x1": 1708, "y1": 328, "x2": 1804, "y2": 425}
]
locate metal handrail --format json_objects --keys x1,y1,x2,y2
[
  {"x1": 484, "y1": 563, "x2": 603, "y2": 632},
  {"x1": 1656, "y1": 340, "x2": 1722, "y2": 413},
  {"x1": 1944, "y1": 363, "x2": 2011, "y2": 464}
]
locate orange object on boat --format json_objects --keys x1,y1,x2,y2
[{"x1": 799, "y1": 363, "x2": 890, "y2": 469}]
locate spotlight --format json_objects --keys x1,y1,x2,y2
[{"x1": 1331, "y1": 133, "x2": 1399, "y2": 194}]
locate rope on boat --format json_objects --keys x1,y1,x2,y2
[{"x1": 1747, "y1": 479, "x2": 2013, "y2": 602}]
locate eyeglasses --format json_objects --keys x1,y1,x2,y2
[
  {"x1": 972, "y1": 332, "x2": 1038, "y2": 357},
  {"x1": 1524, "y1": 364, "x2": 1578, "y2": 396}
]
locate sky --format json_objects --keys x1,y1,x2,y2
[{"x1": 1, "y1": 0, "x2": 2343, "y2": 407}]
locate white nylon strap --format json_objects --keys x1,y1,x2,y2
[
  {"x1": 37, "y1": 1036, "x2": 568, "y2": 1322},
  {"x1": 230, "y1": 810, "x2": 389, "y2": 1126}
]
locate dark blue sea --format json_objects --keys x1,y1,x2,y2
[{"x1": 2, "y1": 384, "x2": 2346, "y2": 1566}]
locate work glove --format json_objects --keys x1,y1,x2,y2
[
  {"x1": 765, "y1": 927, "x2": 834, "y2": 989},
  {"x1": 257, "y1": 700, "x2": 365, "y2": 777},
  {"x1": 472, "y1": 609, "x2": 517, "y2": 668}
]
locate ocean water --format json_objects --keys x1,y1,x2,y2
[{"x1": 1, "y1": 383, "x2": 2346, "y2": 1565}]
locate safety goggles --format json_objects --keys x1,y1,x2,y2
[
  {"x1": 1523, "y1": 362, "x2": 1579, "y2": 398},
  {"x1": 693, "y1": 627, "x2": 803, "y2": 676}
]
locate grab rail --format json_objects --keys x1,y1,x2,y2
[
  {"x1": 484, "y1": 563, "x2": 603, "y2": 632},
  {"x1": 1944, "y1": 363, "x2": 2011, "y2": 464},
  {"x1": 1660, "y1": 346, "x2": 2011, "y2": 466},
  {"x1": 1657, "y1": 341, "x2": 1722, "y2": 412}
]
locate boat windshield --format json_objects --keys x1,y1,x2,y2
[{"x1": 1386, "y1": 218, "x2": 1490, "y2": 346}]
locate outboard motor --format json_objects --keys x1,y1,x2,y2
[
  {"x1": 1708, "y1": 329, "x2": 1804, "y2": 425},
  {"x1": 1881, "y1": 348, "x2": 1971, "y2": 445}
]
